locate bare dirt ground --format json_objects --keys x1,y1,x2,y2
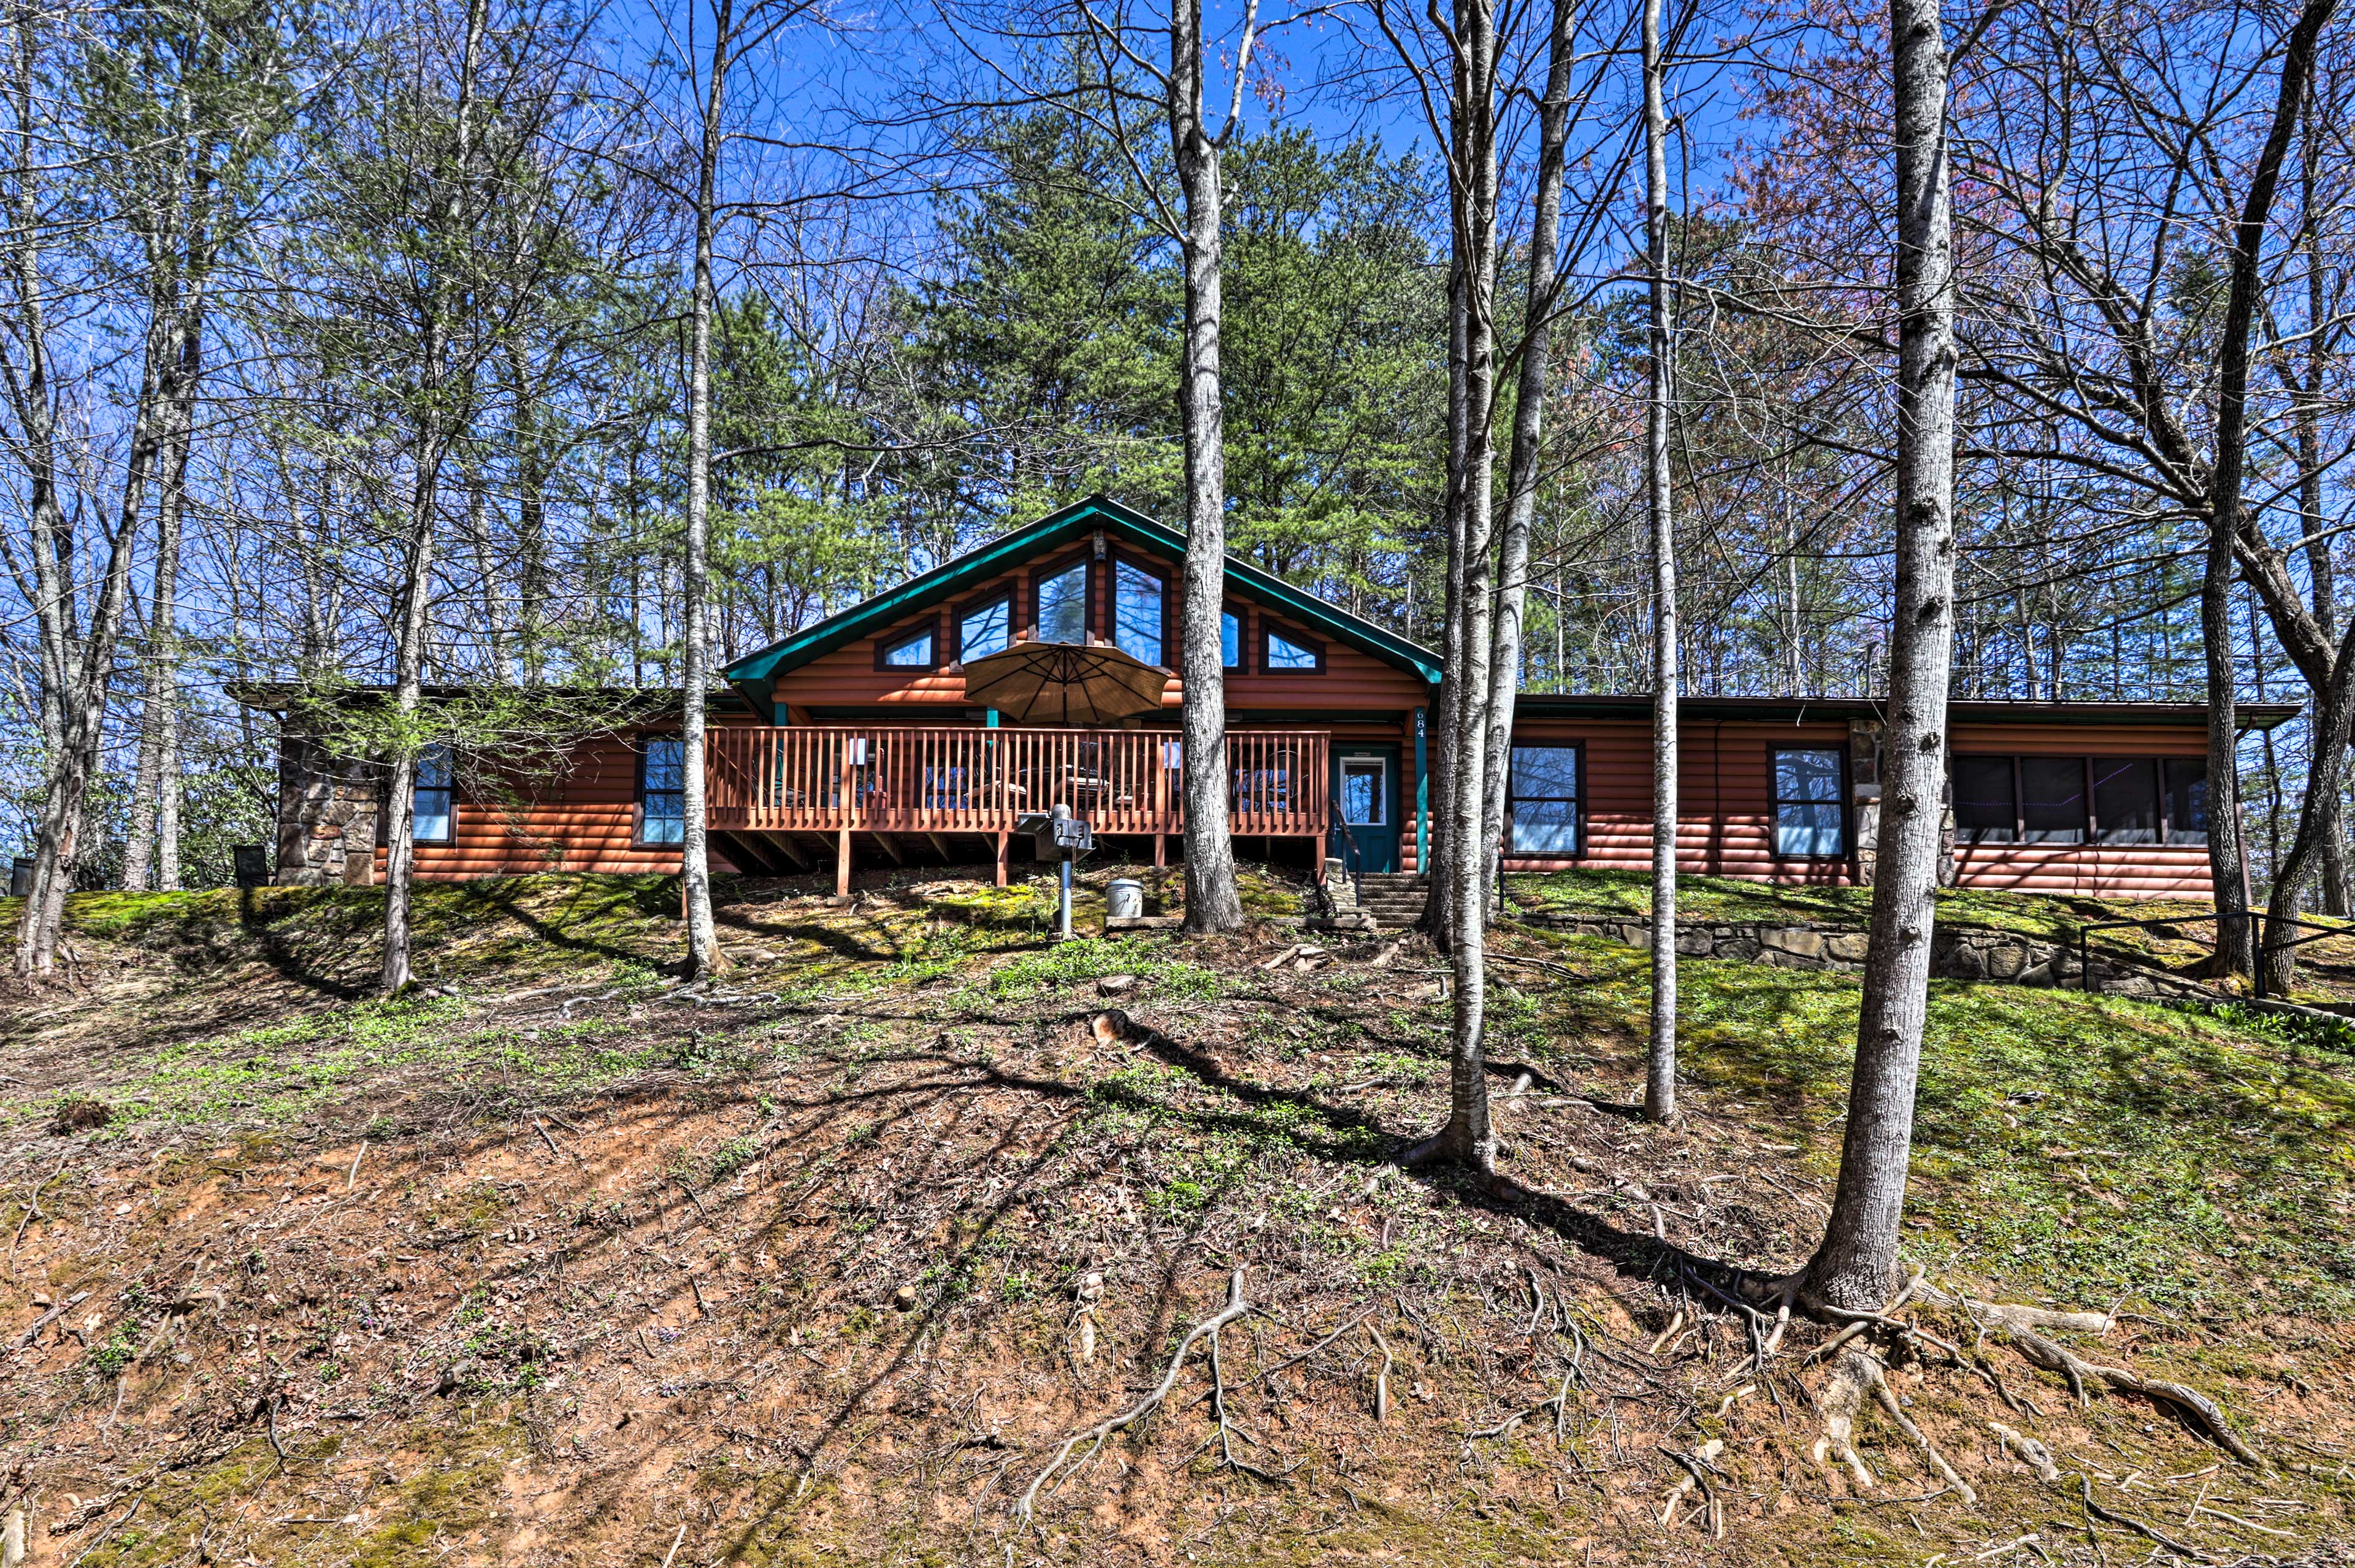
[{"x1": 2, "y1": 869, "x2": 2351, "y2": 1566}]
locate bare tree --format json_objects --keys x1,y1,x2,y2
[
  {"x1": 1376, "y1": 0, "x2": 1504, "y2": 1173},
  {"x1": 2211, "y1": 0, "x2": 2339, "y2": 989},
  {"x1": 1801, "y1": 0, "x2": 1958, "y2": 1312},
  {"x1": 680, "y1": 0, "x2": 734, "y2": 979},
  {"x1": 383, "y1": 0, "x2": 492, "y2": 994},
  {"x1": 1640, "y1": 0, "x2": 1678, "y2": 1123},
  {"x1": 1478, "y1": 0, "x2": 1586, "y2": 909}
]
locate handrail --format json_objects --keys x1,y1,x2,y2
[
  {"x1": 1332, "y1": 816, "x2": 1365, "y2": 908},
  {"x1": 705, "y1": 724, "x2": 1330, "y2": 841},
  {"x1": 2075, "y1": 909, "x2": 2353, "y2": 1000}
]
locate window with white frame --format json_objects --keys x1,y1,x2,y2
[
  {"x1": 639, "y1": 738, "x2": 684, "y2": 845},
  {"x1": 413, "y1": 744, "x2": 454, "y2": 845},
  {"x1": 1507, "y1": 746, "x2": 1580, "y2": 854},
  {"x1": 1771, "y1": 748, "x2": 1845, "y2": 857}
]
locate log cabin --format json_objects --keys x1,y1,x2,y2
[{"x1": 243, "y1": 495, "x2": 2297, "y2": 901}]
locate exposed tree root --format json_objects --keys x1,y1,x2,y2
[
  {"x1": 1993, "y1": 1421, "x2": 2216, "y2": 1559},
  {"x1": 1658, "y1": 1439, "x2": 1726, "y2": 1534},
  {"x1": 1810, "y1": 1351, "x2": 1878, "y2": 1490},
  {"x1": 1809, "y1": 1346, "x2": 1976, "y2": 1504},
  {"x1": 1013, "y1": 1269, "x2": 1253, "y2": 1522},
  {"x1": 1910, "y1": 1282, "x2": 2261, "y2": 1467}
]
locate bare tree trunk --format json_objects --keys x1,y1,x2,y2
[
  {"x1": 2292, "y1": 84, "x2": 2347, "y2": 918},
  {"x1": 2265, "y1": 630, "x2": 2355, "y2": 992},
  {"x1": 1420, "y1": 256, "x2": 1469, "y2": 947},
  {"x1": 1171, "y1": 0, "x2": 1246, "y2": 935},
  {"x1": 1802, "y1": 0, "x2": 1958, "y2": 1312},
  {"x1": 123, "y1": 294, "x2": 202, "y2": 893},
  {"x1": 7, "y1": 0, "x2": 145, "y2": 974},
  {"x1": 2209, "y1": 0, "x2": 2335, "y2": 978},
  {"x1": 380, "y1": 461, "x2": 439, "y2": 993},
  {"x1": 382, "y1": 0, "x2": 487, "y2": 994},
  {"x1": 1478, "y1": 0, "x2": 1575, "y2": 893},
  {"x1": 680, "y1": 0, "x2": 733, "y2": 977},
  {"x1": 1641, "y1": 0, "x2": 1679, "y2": 1125},
  {"x1": 1422, "y1": 0, "x2": 1504, "y2": 1175}
]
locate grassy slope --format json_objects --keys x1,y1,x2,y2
[{"x1": 0, "y1": 870, "x2": 2349, "y2": 1566}]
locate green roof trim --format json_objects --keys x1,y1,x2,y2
[{"x1": 721, "y1": 495, "x2": 1442, "y2": 700}]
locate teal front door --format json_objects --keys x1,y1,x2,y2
[{"x1": 1331, "y1": 745, "x2": 1400, "y2": 873}]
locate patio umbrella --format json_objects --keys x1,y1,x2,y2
[{"x1": 957, "y1": 640, "x2": 1170, "y2": 725}]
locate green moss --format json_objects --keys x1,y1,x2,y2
[
  {"x1": 1507, "y1": 866, "x2": 2259, "y2": 958},
  {"x1": 1526, "y1": 930, "x2": 2355, "y2": 1315}
]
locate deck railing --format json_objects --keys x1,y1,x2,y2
[{"x1": 705, "y1": 725, "x2": 1329, "y2": 839}]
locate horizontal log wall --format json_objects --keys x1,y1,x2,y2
[{"x1": 1499, "y1": 716, "x2": 2217, "y2": 899}]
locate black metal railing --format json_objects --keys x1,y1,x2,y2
[
  {"x1": 2076, "y1": 910, "x2": 2352, "y2": 1000},
  {"x1": 1331, "y1": 817, "x2": 1366, "y2": 910}
]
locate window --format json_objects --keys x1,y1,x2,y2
[
  {"x1": 1220, "y1": 610, "x2": 1242, "y2": 669},
  {"x1": 1772, "y1": 748, "x2": 1845, "y2": 857},
  {"x1": 1114, "y1": 560, "x2": 1165, "y2": 665},
  {"x1": 877, "y1": 622, "x2": 936, "y2": 671},
  {"x1": 1508, "y1": 746, "x2": 1580, "y2": 854},
  {"x1": 1953, "y1": 755, "x2": 2016, "y2": 843},
  {"x1": 413, "y1": 746, "x2": 455, "y2": 844},
  {"x1": 2020, "y1": 757, "x2": 2086, "y2": 843},
  {"x1": 1340, "y1": 757, "x2": 1387, "y2": 827},
  {"x1": 1264, "y1": 624, "x2": 1323, "y2": 671},
  {"x1": 2164, "y1": 757, "x2": 2208, "y2": 844},
  {"x1": 2091, "y1": 758, "x2": 2160, "y2": 844},
  {"x1": 957, "y1": 595, "x2": 1010, "y2": 662},
  {"x1": 413, "y1": 744, "x2": 454, "y2": 845},
  {"x1": 1036, "y1": 562, "x2": 1089, "y2": 644},
  {"x1": 1950, "y1": 754, "x2": 2207, "y2": 846},
  {"x1": 640, "y1": 738, "x2": 684, "y2": 846}
]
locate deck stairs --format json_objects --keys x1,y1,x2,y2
[{"x1": 1321, "y1": 866, "x2": 1430, "y2": 931}]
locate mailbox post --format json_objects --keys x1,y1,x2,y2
[{"x1": 1016, "y1": 803, "x2": 1095, "y2": 941}]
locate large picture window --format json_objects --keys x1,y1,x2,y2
[
  {"x1": 1036, "y1": 561, "x2": 1089, "y2": 644},
  {"x1": 1220, "y1": 610, "x2": 1243, "y2": 669},
  {"x1": 1114, "y1": 560, "x2": 1166, "y2": 665},
  {"x1": 639, "y1": 738, "x2": 685, "y2": 846},
  {"x1": 1772, "y1": 748, "x2": 1845, "y2": 857},
  {"x1": 957, "y1": 594, "x2": 1011, "y2": 662},
  {"x1": 1507, "y1": 746, "x2": 1580, "y2": 854},
  {"x1": 1949, "y1": 754, "x2": 2206, "y2": 845},
  {"x1": 413, "y1": 744, "x2": 454, "y2": 846}
]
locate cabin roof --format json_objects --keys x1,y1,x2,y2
[
  {"x1": 1512, "y1": 694, "x2": 2303, "y2": 730},
  {"x1": 719, "y1": 495, "x2": 1446, "y2": 706}
]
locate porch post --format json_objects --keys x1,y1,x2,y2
[
  {"x1": 995, "y1": 830, "x2": 1009, "y2": 887},
  {"x1": 836, "y1": 825, "x2": 852, "y2": 898},
  {"x1": 1413, "y1": 705, "x2": 1429, "y2": 873}
]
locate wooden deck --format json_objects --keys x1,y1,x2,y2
[{"x1": 706, "y1": 725, "x2": 1330, "y2": 889}]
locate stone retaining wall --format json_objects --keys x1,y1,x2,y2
[{"x1": 1518, "y1": 909, "x2": 2213, "y2": 1001}]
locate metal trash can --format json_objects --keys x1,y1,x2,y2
[
  {"x1": 232, "y1": 845, "x2": 270, "y2": 889},
  {"x1": 1106, "y1": 877, "x2": 1144, "y2": 921}
]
